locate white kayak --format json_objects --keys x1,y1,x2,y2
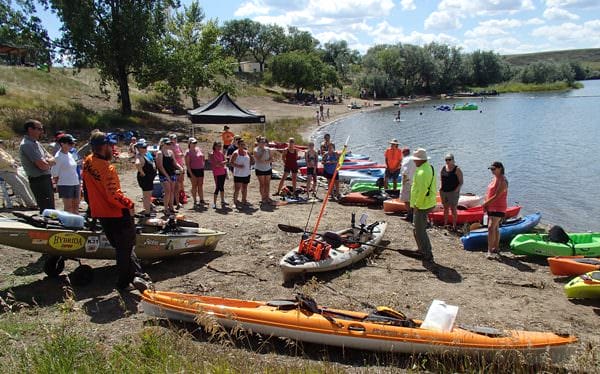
[{"x1": 279, "y1": 221, "x2": 387, "y2": 281}]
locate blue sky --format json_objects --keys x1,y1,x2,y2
[{"x1": 36, "y1": 0, "x2": 600, "y2": 55}]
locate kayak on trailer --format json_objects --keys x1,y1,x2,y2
[
  {"x1": 510, "y1": 232, "x2": 600, "y2": 257},
  {"x1": 383, "y1": 194, "x2": 483, "y2": 214},
  {"x1": 300, "y1": 162, "x2": 384, "y2": 176},
  {"x1": 428, "y1": 206, "x2": 521, "y2": 225},
  {"x1": 548, "y1": 256, "x2": 600, "y2": 276},
  {"x1": 460, "y1": 213, "x2": 541, "y2": 251},
  {"x1": 564, "y1": 271, "x2": 600, "y2": 299},
  {"x1": 141, "y1": 291, "x2": 576, "y2": 363},
  {"x1": 0, "y1": 212, "x2": 225, "y2": 277},
  {"x1": 279, "y1": 220, "x2": 387, "y2": 281}
]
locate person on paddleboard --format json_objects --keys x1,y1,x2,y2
[{"x1": 82, "y1": 131, "x2": 151, "y2": 292}]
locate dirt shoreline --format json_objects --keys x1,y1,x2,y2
[{"x1": 0, "y1": 96, "x2": 598, "y2": 371}]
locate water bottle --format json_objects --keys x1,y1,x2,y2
[
  {"x1": 482, "y1": 214, "x2": 489, "y2": 226},
  {"x1": 42, "y1": 209, "x2": 85, "y2": 229}
]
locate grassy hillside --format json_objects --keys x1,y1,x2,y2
[{"x1": 503, "y1": 48, "x2": 600, "y2": 71}]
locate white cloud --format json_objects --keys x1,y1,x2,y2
[
  {"x1": 400, "y1": 0, "x2": 416, "y2": 11},
  {"x1": 424, "y1": 11, "x2": 462, "y2": 31},
  {"x1": 478, "y1": 18, "x2": 524, "y2": 28},
  {"x1": 315, "y1": 31, "x2": 360, "y2": 44},
  {"x1": 234, "y1": 0, "x2": 270, "y2": 17},
  {"x1": 438, "y1": 0, "x2": 535, "y2": 16},
  {"x1": 525, "y1": 17, "x2": 545, "y2": 25},
  {"x1": 368, "y1": 21, "x2": 458, "y2": 46},
  {"x1": 531, "y1": 20, "x2": 600, "y2": 47},
  {"x1": 545, "y1": 0, "x2": 599, "y2": 9},
  {"x1": 464, "y1": 25, "x2": 509, "y2": 38},
  {"x1": 543, "y1": 7, "x2": 580, "y2": 20}
]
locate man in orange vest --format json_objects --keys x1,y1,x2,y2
[{"x1": 82, "y1": 131, "x2": 151, "y2": 292}]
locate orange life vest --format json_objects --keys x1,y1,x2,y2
[{"x1": 298, "y1": 238, "x2": 331, "y2": 261}]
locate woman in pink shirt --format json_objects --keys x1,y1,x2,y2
[
  {"x1": 482, "y1": 161, "x2": 508, "y2": 259},
  {"x1": 184, "y1": 137, "x2": 205, "y2": 208},
  {"x1": 209, "y1": 141, "x2": 228, "y2": 209}
]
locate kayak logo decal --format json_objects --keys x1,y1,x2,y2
[{"x1": 49, "y1": 232, "x2": 85, "y2": 251}]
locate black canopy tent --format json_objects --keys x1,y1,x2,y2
[{"x1": 188, "y1": 92, "x2": 265, "y2": 124}]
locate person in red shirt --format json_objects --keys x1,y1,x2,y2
[
  {"x1": 384, "y1": 138, "x2": 403, "y2": 190},
  {"x1": 82, "y1": 131, "x2": 150, "y2": 291}
]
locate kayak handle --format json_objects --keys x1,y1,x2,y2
[{"x1": 348, "y1": 324, "x2": 366, "y2": 333}]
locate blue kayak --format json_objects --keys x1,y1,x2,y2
[{"x1": 460, "y1": 212, "x2": 542, "y2": 251}]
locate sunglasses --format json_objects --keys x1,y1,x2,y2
[
  {"x1": 489, "y1": 167, "x2": 497, "y2": 171},
  {"x1": 33, "y1": 127, "x2": 44, "y2": 131},
  {"x1": 445, "y1": 158, "x2": 453, "y2": 161}
]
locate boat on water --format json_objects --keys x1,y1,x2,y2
[
  {"x1": 140, "y1": 291, "x2": 576, "y2": 362},
  {"x1": 454, "y1": 103, "x2": 479, "y2": 111},
  {"x1": 0, "y1": 212, "x2": 225, "y2": 277},
  {"x1": 279, "y1": 218, "x2": 387, "y2": 281}
]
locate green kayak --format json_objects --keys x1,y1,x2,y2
[
  {"x1": 510, "y1": 232, "x2": 600, "y2": 257},
  {"x1": 351, "y1": 181, "x2": 400, "y2": 193}
]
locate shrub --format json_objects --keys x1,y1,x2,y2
[{"x1": 0, "y1": 84, "x2": 6, "y2": 95}]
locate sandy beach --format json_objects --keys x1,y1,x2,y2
[{"x1": 0, "y1": 96, "x2": 598, "y2": 372}]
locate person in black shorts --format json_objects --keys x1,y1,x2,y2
[{"x1": 134, "y1": 139, "x2": 156, "y2": 216}]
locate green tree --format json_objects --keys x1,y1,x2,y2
[
  {"x1": 48, "y1": 0, "x2": 174, "y2": 115},
  {"x1": 469, "y1": 50, "x2": 504, "y2": 86},
  {"x1": 270, "y1": 51, "x2": 325, "y2": 97},
  {"x1": 249, "y1": 23, "x2": 286, "y2": 72},
  {"x1": 285, "y1": 26, "x2": 319, "y2": 52},
  {"x1": 220, "y1": 18, "x2": 259, "y2": 72},
  {"x1": 424, "y1": 42, "x2": 463, "y2": 93},
  {"x1": 322, "y1": 40, "x2": 360, "y2": 82},
  {"x1": 0, "y1": 0, "x2": 52, "y2": 66},
  {"x1": 158, "y1": 2, "x2": 235, "y2": 108}
]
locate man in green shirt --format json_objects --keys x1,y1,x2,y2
[{"x1": 410, "y1": 148, "x2": 437, "y2": 262}]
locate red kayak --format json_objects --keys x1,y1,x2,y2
[
  {"x1": 300, "y1": 162, "x2": 385, "y2": 176},
  {"x1": 428, "y1": 206, "x2": 521, "y2": 225}
]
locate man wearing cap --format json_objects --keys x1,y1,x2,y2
[
  {"x1": 410, "y1": 148, "x2": 437, "y2": 263},
  {"x1": 19, "y1": 119, "x2": 56, "y2": 212},
  {"x1": 384, "y1": 139, "x2": 402, "y2": 191},
  {"x1": 82, "y1": 131, "x2": 149, "y2": 291},
  {"x1": 221, "y1": 126, "x2": 234, "y2": 149}
]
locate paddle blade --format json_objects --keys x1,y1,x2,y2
[
  {"x1": 277, "y1": 224, "x2": 305, "y2": 233},
  {"x1": 322, "y1": 231, "x2": 343, "y2": 249}
]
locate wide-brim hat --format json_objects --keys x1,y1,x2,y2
[
  {"x1": 389, "y1": 138, "x2": 399, "y2": 145},
  {"x1": 413, "y1": 148, "x2": 428, "y2": 161}
]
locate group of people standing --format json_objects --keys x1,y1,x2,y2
[{"x1": 383, "y1": 140, "x2": 509, "y2": 263}]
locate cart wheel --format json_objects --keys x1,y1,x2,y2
[
  {"x1": 69, "y1": 265, "x2": 94, "y2": 286},
  {"x1": 43, "y1": 256, "x2": 65, "y2": 277}
]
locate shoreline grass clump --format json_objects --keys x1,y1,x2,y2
[{"x1": 469, "y1": 81, "x2": 583, "y2": 93}]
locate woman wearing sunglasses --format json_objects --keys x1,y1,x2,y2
[
  {"x1": 439, "y1": 153, "x2": 463, "y2": 231},
  {"x1": 482, "y1": 161, "x2": 508, "y2": 259}
]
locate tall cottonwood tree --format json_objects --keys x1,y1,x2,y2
[{"x1": 48, "y1": 0, "x2": 174, "y2": 115}]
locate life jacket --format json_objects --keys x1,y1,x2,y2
[{"x1": 298, "y1": 238, "x2": 331, "y2": 261}]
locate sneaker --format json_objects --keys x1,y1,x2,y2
[
  {"x1": 212, "y1": 203, "x2": 217, "y2": 209},
  {"x1": 132, "y1": 276, "x2": 152, "y2": 292},
  {"x1": 486, "y1": 252, "x2": 498, "y2": 259}
]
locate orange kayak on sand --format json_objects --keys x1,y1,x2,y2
[
  {"x1": 141, "y1": 291, "x2": 576, "y2": 362},
  {"x1": 548, "y1": 256, "x2": 600, "y2": 276}
]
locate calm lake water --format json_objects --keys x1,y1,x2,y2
[{"x1": 314, "y1": 80, "x2": 600, "y2": 232}]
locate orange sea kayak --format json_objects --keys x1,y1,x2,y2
[
  {"x1": 141, "y1": 291, "x2": 576, "y2": 362},
  {"x1": 548, "y1": 256, "x2": 600, "y2": 276}
]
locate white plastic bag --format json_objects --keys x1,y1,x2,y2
[{"x1": 421, "y1": 300, "x2": 458, "y2": 332}]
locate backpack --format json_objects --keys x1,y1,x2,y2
[{"x1": 548, "y1": 225, "x2": 570, "y2": 244}]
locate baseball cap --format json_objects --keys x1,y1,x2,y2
[{"x1": 90, "y1": 132, "x2": 117, "y2": 146}]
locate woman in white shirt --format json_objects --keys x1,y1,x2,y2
[
  {"x1": 51, "y1": 134, "x2": 80, "y2": 213},
  {"x1": 230, "y1": 139, "x2": 254, "y2": 207}
]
